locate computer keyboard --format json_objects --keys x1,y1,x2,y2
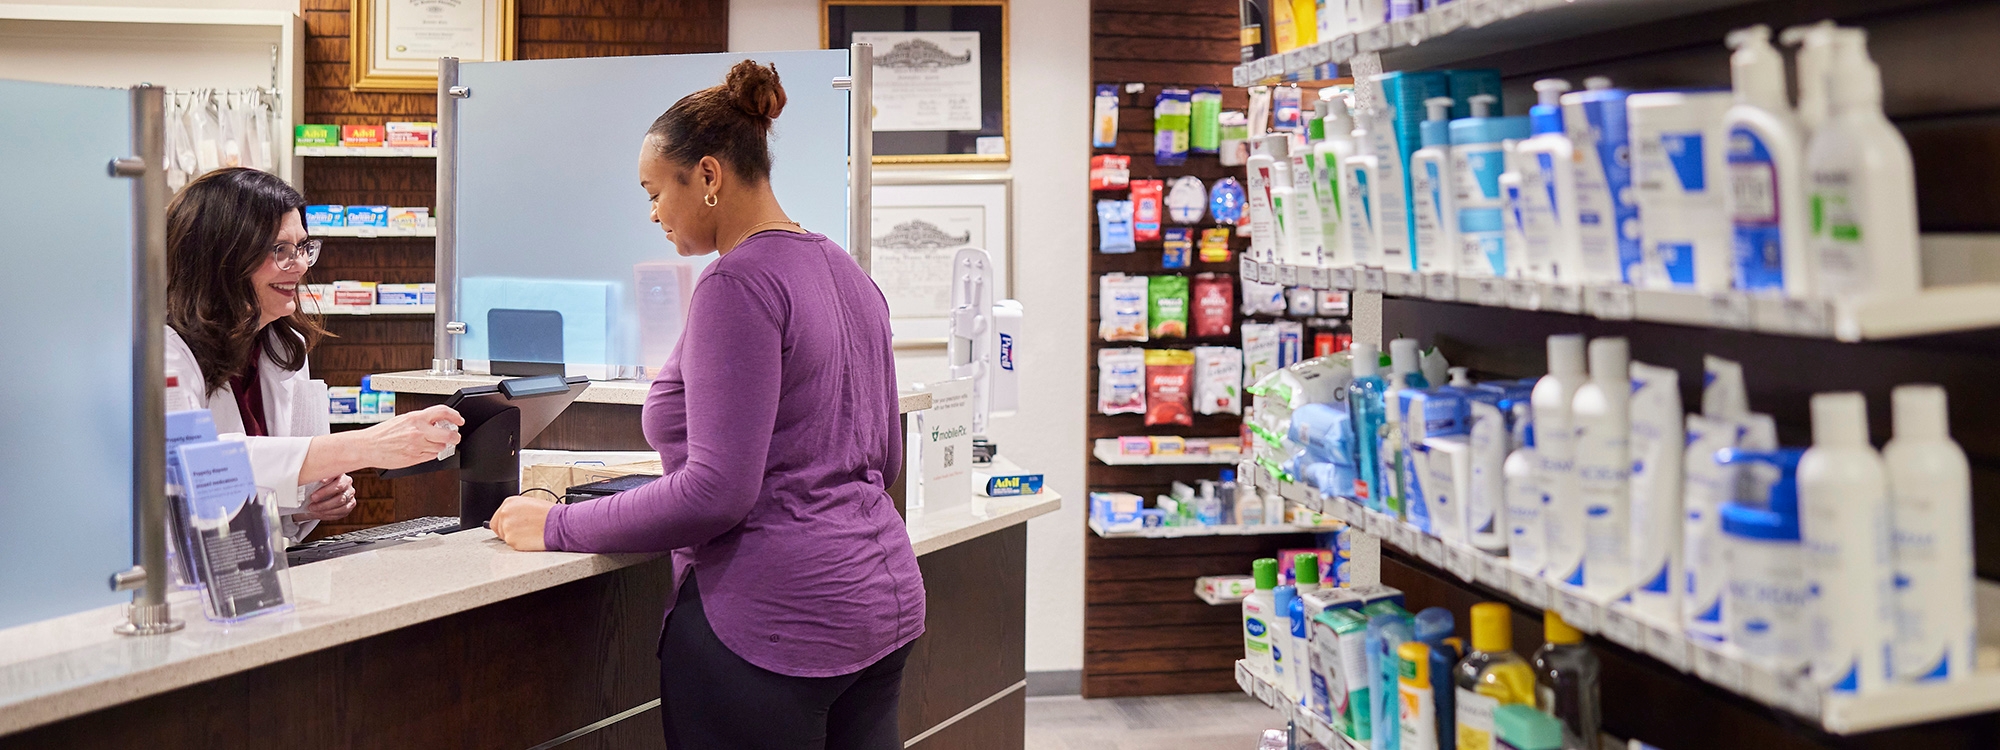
[{"x1": 285, "y1": 516, "x2": 463, "y2": 566}]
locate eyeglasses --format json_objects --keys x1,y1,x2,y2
[{"x1": 271, "y1": 239, "x2": 322, "y2": 270}]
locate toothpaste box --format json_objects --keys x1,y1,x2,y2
[
  {"x1": 294, "y1": 124, "x2": 340, "y2": 147},
  {"x1": 304, "y1": 205, "x2": 345, "y2": 228},
  {"x1": 331, "y1": 281, "x2": 377, "y2": 307},
  {"x1": 384, "y1": 121, "x2": 436, "y2": 148},
  {"x1": 344, "y1": 205, "x2": 389, "y2": 227},
  {"x1": 340, "y1": 124, "x2": 384, "y2": 148},
  {"x1": 376, "y1": 283, "x2": 426, "y2": 305},
  {"x1": 387, "y1": 207, "x2": 430, "y2": 231}
]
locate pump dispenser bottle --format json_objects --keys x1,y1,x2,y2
[
  {"x1": 1517, "y1": 79, "x2": 1581, "y2": 285},
  {"x1": 1349, "y1": 342, "x2": 1389, "y2": 512},
  {"x1": 1503, "y1": 401, "x2": 1544, "y2": 576},
  {"x1": 1347, "y1": 121, "x2": 1387, "y2": 269},
  {"x1": 1805, "y1": 28, "x2": 1922, "y2": 308},
  {"x1": 1265, "y1": 134, "x2": 1298, "y2": 265},
  {"x1": 1885, "y1": 384, "x2": 1974, "y2": 683},
  {"x1": 1799, "y1": 392, "x2": 1894, "y2": 695},
  {"x1": 1454, "y1": 602, "x2": 1535, "y2": 750},
  {"x1": 1535, "y1": 334, "x2": 1589, "y2": 587},
  {"x1": 1314, "y1": 97, "x2": 1358, "y2": 269},
  {"x1": 1413, "y1": 96, "x2": 1460, "y2": 277},
  {"x1": 1575, "y1": 337, "x2": 1632, "y2": 598},
  {"x1": 1384, "y1": 338, "x2": 1429, "y2": 519},
  {"x1": 1781, "y1": 21, "x2": 1837, "y2": 136},
  {"x1": 1244, "y1": 558, "x2": 1281, "y2": 679},
  {"x1": 1289, "y1": 130, "x2": 1329, "y2": 268},
  {"x1": 1723, "y1": 25, "x2": 1813, "y2": 298},
  {"x1": 1534, "y1": 611, "x2": 1601, "y2": 750}
]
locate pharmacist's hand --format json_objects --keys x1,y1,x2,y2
[
  {"x1": 490, "y1": 496, "x2": 554, "y2": 551},
  {"x1": 362, "y1": 405, "x2": 464, "y2": 469},
  {"x1": 298, "y1": 474, "x2": 357, "y2": 521}
]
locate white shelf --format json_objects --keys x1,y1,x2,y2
[
  {"x1": 305, "y1": 303, "x2": 434, "y2": 316},
  {"x1": 1092, "y1": 438, "x2": 1242, "y2": 466},
  {"x1": 1237, "y1": 659, "x2": 1357, "y2": 749},
  {"x1": 328, "y1": 413, "x2": 391, "y2": 425},
  {"x1": 309, "y1": 226, "x2": 436, "y2": 238},
  {"x1": 1238, "y1": 257, "x2": 2000, "y2": 343},
  {"x1": 1251, "y1": 463, "x2": 2000, "y2": 735},
  {"x1": 1233, "y1": 0, "x2": 1764, "y2": 85},
  {"x1": 1089, "y1": 518, "x2": 1333, "y2": 540},
  {"x1": 295, "y1": 146, "x2": 436, "y2": 157}
]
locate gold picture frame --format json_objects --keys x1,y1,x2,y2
[
  {"x1": 822, "y1": 0, "x2": 1009, "y2": 164},
  {"x1": 350, "y1": 0, "x2": 516, "y2": 92}
]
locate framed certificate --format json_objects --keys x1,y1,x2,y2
[
  {"x1": 350, "y1": 0, "x2": 516, "y2": 92},
  {"x1": 823, "y1": 0, "x2": 1008, "y2": 163},
  {"x1": 870, "y1": 173, "x2": 1012, "y2": 347}
]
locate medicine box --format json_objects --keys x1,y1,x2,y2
[
  {"x1": 1090, "y1": 491, "x2": 1144, "y2": 532},
  {"x1": 376, "y1": 283, "x2": 426, "y2": 305},
  {"x1": 294, "y1": 124, "x2": 340, "y2": 147},
  {"x1": 327, "y1": 387, "x2": 360, "y2": 415},
  {"x1": 1197, "y1": 575, "x2": 1256, "y2": 602},
  {"x1": 419, "y1": 283, "x2": 436, "y2": 305},
  {"x1": 344, "y1": 205, "x2": 389, "y2": 227},
  {"x1": 331, "y1": 281, "x2": 377, "y2": 307},
  {"x1": 387, "y1": 207, "x2": 430, "y2": 231},
  {"x1": 384, "y1": 122, "x2": 436, "y2": 148},
  {"x1": 340, "y1": 124, "x2": 384, "y2": 148},
  {"x1": 302, "y1": 284, "x2": 333, "y2": 309},
  {"x1": 304, "y1": 205, "x2": 344, "y2": 228}
]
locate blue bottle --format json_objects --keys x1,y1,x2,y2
[
  {"x1": 1368, "y1": 608, "x2": 1416, "y2": 750},
  {"x1": 1414, "y1": 607, "x2": 1462, "y2": 750},
  {"x1": 1348, "y1": 342, "x2": 1388, "y2": 512}
]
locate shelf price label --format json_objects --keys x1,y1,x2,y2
[
  {"x1": 1330, "y1": 34, "x2": 1358, "y2": 63},
  {"x1": 1361, "y1": 268, "x2": 1387, "y2": 293},
  {"x1": 1416, "y1": 535, "x2": 1445, "y2": 566},
  {"x1": 1501, "y1": 0, "x2": 1533, "y2": 18},
  {"x1": 1430, "y1": 2, "x2": 1467, "y2": 34},
  {"x1": 1360, "y1": 24, "x2": 1394, "y2": 52},
  {"x1": 1241, "y1": 256, "x2": 1258, "y2": 280},
  {"x1": 1394, "y1": 16, "x2": 1429, "y2": 47},
  {"x1": 1643, "y1": 624, "x2": 1694, "y2": 673},
  {"x1": 1281, "y1": 480, "x2": 1309, "y2": 504},
  {"x1": 1553, "y1": 588, "x2": 1600, "y2": 634},
  {"x1": 1693, "y1": 645, "x2": 1748, "y2": 694},
  {"x1": 1233, "y1": 66, "x2": 1252, "y2": 88},
  {"x1": 1475, "y1": 553, "x2": 1510, "y2": 589},
  {"x1": 1707, "y1": 291, "x2": 1753, "y2": 329},
  {"x1": 1599, "y1": 606, "x2": 1645, "y2": 650},
  {"x1": 1783, "y1": 298, "x2": 1832, "y2": 337},
  {"x1": 1543, "y1": 282, "x2": 1584, "y2": 314},
  {"x1": 1426, "y1": 272, "x2": 1457, "y2": 301},
  {"x1": 1507, "y1": 278, "x2": 1541, "y2": 310},
  {"x1": 1590, "y1": 285, "x2": 1635, "y2": 320},
  {"x1": 1331, "y1": 267, "x2": 1358, "y2": 290},
  {"x1": 1308, "y1": 266, "x2": 1330, "y2": 289},
  {"x1": 1236, "y1": 661, "x2": 1254, "y2": 695},
  {"x1": 1260, "y1": 261, "x2": 1282, "y2": 284},
  {"x1": 1511, "y1": 571, "x2": 1552, "y2": 609},
  {"x1": 1278, "y1": 263, "x2": 1300, "y2": 286},
  {"x1": 1474, "y1": 278, "x2": 1507, "y2": 307},
  {"x1": 1468, "y1": 0, "x2": 1502, "y2": 28},
  {"x1": 1445, "y1": 544, "x2": 1479, "y2": 583}
]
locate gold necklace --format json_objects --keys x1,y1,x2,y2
[{"x1": 728, "y1": 219, "x2": 803, "y2": 251}]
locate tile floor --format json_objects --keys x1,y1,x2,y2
[{"x1": 1025, "y1": 691, "x2": 1285, "y2": 750}]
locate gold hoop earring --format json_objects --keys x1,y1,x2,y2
[{"x1": 703, "y1": 194, "x2": 718, "y2": 207}]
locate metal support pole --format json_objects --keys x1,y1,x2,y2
[
  {"x1": 433, "y1": 57, "x2": 465, "y2": 375},
  {"x1": 848, "y1": 43, "x2": 873, "y2": 273},
  {"x1": 113, "y1": 84, "x2": 182, "y2": 636}
]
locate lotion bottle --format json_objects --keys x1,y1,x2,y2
[
  {"x1": 1349, "y1": 342, "x2": 1389, "y2": 512},
  {"x1": 1346, "y1": 121, "x2": 1387, "y2": 269},
  {"x1": 1313, "y1": 97, "x2": 1358, "y2": 269},
  {"x1": 1723, "y1": 25, "x2": 1813, "y2": 297},
  {"x1": 1274, "y1": 583, "x2": 1303, "y2": 699},
  {"x1": 1248, "y1": 137, "x2": 1279, "y2": 263},
  {"x1": 1291, "y1": 131, "x2": 1330, "y2": 267},
  {"x1": 1798, "y1": 391, "x2": 1894, "y2": 695},
  {"x1": 1574, "y1": 337, "x2": 1632, "y2": 599},
  {"x1": 1265, "y1": 133, "x2": 1297, "y2": 265},
  {"x1": 1884, "y1": 384, "x2": 1975, "y2": 683},
  {"x1": 1516, "y1": 79, "x2": 1581, "y2": 284},
  {"x1": 1245, "y1": 558, "x2": 1281, "y2": 679},
  {"x1": 1719, "y1": 448, "x2": 1808, "y2": 671},
  {"x1": 1534, "y1": 334, "x2": 1589, "y2": 587},
  {"x1": 1412, "y1": 96, "x2": 1460, "y2": 277},
  {"x1": 1399, "y1": 641, "x2": 1439, "y2": 750},
  {"x1": 1805, "y1": 28, "x2": 1922, "y2": 308},
  {"x1": 1503, "y1": 401, "x2": 1544, "y2": 576}
]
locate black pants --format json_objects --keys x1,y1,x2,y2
[{"x1": 659, "y1": 576, "x2": 912, "y2": 750}]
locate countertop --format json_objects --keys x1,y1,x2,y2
[
  {"x1": 370, "y1": 371, "x2": 936, "y2": 413},
  {"x1": 0, "y1": 488, "x2": 1059, "y2": 736}
]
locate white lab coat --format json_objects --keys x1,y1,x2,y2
[{"x1": 164, "y1": 326, "x2": 331, "y2": 543}]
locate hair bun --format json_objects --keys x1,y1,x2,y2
[{"x1": 725, "y1": 60, "x2": 787, "y2": 123}]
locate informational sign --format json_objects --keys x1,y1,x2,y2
[{"x1": 916, "y1": 378, "x2": 974, "y2": 513}]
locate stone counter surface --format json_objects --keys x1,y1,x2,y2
[{"x1": 368, "y1": 371, "x2": 937, "y2": 413}]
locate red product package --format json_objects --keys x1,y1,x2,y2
[
  {"x1": 1131, "y1": 179, "x2": 1163, "y2": 242},
  {"x1": 1090, "y1": 154, "x2": 1131, "y2": 191},
  {"x1": 1144, "y1": 349, "x2": 1194, "y2": 426},
  {"x1": 1191, "y1": 273, "x2": 1234, "y2": 339}
]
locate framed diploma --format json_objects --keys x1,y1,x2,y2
[
  {"x1": 823, "y1": 0, "x2": 1008, "y2": 163},
  {"x1": 350, "y1": 0, "x2": 516, "y2": 92},
  {"x1": 869, "y1": 173, "x2": 1012, "y2": 347}
]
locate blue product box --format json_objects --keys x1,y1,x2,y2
[
  {"x1": 344, "y1": 205, "x2": 389, "y2": 228},
  {"x1": 304, "y1": 205, "x2": 344, "y2": 227}
]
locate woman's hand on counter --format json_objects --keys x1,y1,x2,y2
[
  {"x1": 296, "y1": 474, "x2": 357, "y2": 521},
  {"x1": 490, "y1": 496, "x2": 555, "y2": 551}
]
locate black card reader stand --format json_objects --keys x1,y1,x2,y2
[{"x1": 380, "y1": 374, "x2": 590, "y2": 529}]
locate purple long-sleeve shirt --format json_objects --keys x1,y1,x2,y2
[{"x1": 542, "y1": 230, "x2": 925, "y2": 678}]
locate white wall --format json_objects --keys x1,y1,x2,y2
[{"x1": 728, "y1": 0, "x2": 1091, "y2": 675}]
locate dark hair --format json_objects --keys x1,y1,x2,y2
[
  {"x1": 165, "y1": 167, "x2": 328, "y2": 394},
  {"x1": 647, "y1": 59, "x2": 788, "y2": 182}
]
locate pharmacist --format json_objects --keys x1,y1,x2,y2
[{"x1": 163, "y1": 168, "x2": 463, "y2": 542}]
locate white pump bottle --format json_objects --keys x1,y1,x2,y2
[
  {"x1": 1884, "y1": 385, "x2": 1974, "y2": 683},
  {"x1": 1411, "y1": 96, "x2": 1459, "y2": 277},
  {"x1": 1798, "y1": 391, "x2": 1894, "y2": 695},
  {"x1": 1573, "y1": 337, "x2": 1632, "y2": 598},
  {"x1": 1533, "y1": 334, "x2": 1588, "y2": 587},
  {"x1": 1723, "y1": 25, "x2": 1813, "y2": 298},
  {"x1": 1313, "y1": 96, "x2": 1357, "y2": 269},
  {"x1": 1805, "y1": 28, "x2": 1922, "y2": 309},
  {"x1": 1516, "y1": 79, "x2": 1582, "y2": 284},
  {"x1": 1345, "y1": 121, "x2": 1386, "y2": 269}
]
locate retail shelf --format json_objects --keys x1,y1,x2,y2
[
  {"x1": 1237, "y1": 659, "x2": 1358, "y2": 749},
  {"x1": 1236, "y1": 249, "x2": 2000, "y2": 343},
  {"x1": 306, "y1": 303, "x2": 434, "y2": 316},
  {"x1": 1246, "y1": 463, "x2": 2000, "y2": 735},
  {"x1": 309, "y1": 226, "x2": 436, "y2": 238},
  {"x1": 1196, "y1": 585, "x2": 1247, "y2": 606},
  {"x1": 1233, "y1": 0, "x2": 1763, "y2": 85},
  {"x1": 1088, "y1": 517, "x2": 1334, "y2": 540},
  {"x1": 328, "y1": 413, "x2": 391, "y2": 425},
  {"x1": 295, "y1": 146, "x2": 437, "y2": 157},
  {"x1": 1093, "y1": 438, "x2": 1241, "y2": 466}
]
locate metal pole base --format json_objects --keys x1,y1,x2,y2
[
  {"x1": 429, "y1": 358, "x2": 464, "y2": 376},
  {"x1": 113, "y1": 601, "x2": 185, "y2": 636}
]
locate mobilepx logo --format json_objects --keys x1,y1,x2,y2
[{"x1": 1246, "y1": 618, "x2": 1268, "y2": 637}]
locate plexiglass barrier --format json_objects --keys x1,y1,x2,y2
[
  {"x1": 453, "y1": 50, "x2": 852, "y2": 373},
  {"x1": 0, "y1": 79, "x2": 137, "y2": 630}
]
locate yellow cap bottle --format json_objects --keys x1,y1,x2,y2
[
  {"x1": 1454, "y1": 603, "x2": 1537, "y2": 750},
  {"x1": 1471, "y1": 602, "x2": 1514, "y2": 654},
  {"x1": 1399, "y1": 641, "x2": 1438, "y2": 750},
  {"x1": 1543, "y1": 610, "x2": 1583, "y2": 646}
]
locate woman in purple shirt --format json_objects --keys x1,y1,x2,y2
[{"x1": 489, "y1": 61, "x2": 925, "y2": 749}]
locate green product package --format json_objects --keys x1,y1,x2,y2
[
  {"x1": 1316, "y1": 607, "x2": 1373, "y2": 740},
  {"x1": 1147, "y1": 274, "x2": 1189, "y2": 339},
  {"x1": 1191, "y1": 87, "x2": 1223, "y2": 153},
  {"x1": 294, "y1": 124, "x2": 340, "y2": 147}
]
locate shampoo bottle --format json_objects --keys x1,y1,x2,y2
[
  {"x1": 1723, "y1": 25, "x2": 1813, "y2": 297},
  {"x1": 1885, "y1": 384, "x2": 1975, "y2": 683},
  {"x1": 1534, "y1": 334, "x2": 1589, "y2": 587},
  {"x1": 1573, "y1": 337, "x2": 1632, "y2": 598},
  {"x1": 1719, "y1": 448, "x2": 1808, "y2": 671},
  {"x1": 1399, "y1": 641, "x2": 1439, "y2": 750},
  {"x1": 1627, "y1": 361, "x2": 1684, "y2": 623},
  {"x1": 1244, "y1": 558, "x2": 1281, "y2": 678},
  {"x1": 1453, "y1": 602, "x2": 1536, "y2": 750},
  {"x1": 1314, "y1": 97, "x2": 1358, "y2": 269},
  {"x1": 1799, "y1": 392, "x2": 1894, "y2": 695},
  {"x1": 1533, "y1": 611, "x2": 1601, "y2": 750},
  {"x1": 1290, "y1": 553, "x2": 1322, "y2": 700},
  {"x1": 1349, "y1": 342, "x2": 1389, "y2": 512},
  {"x1": 1516, "y1": 79, "x2": 1582, "y2": 284},
  {"x1": 1503, "y1": 401, "x2": 1545, "y2": 575},
  {"x1": 1347, "y1": 121, "x2": 1387, "y2": 269},
  {"x1": 1415, "y1": 607, "x2": 1460, "y2": 750},
  {"x1": 1805, "y1": 28, "x2": 1922, "y2": 307},
  {"x1": 1412, "y1": 96, "x2": 1460, "y2": 277},
  {"x1": 1273, "y1": 583, "x2": 1303, "y2": 699}
]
